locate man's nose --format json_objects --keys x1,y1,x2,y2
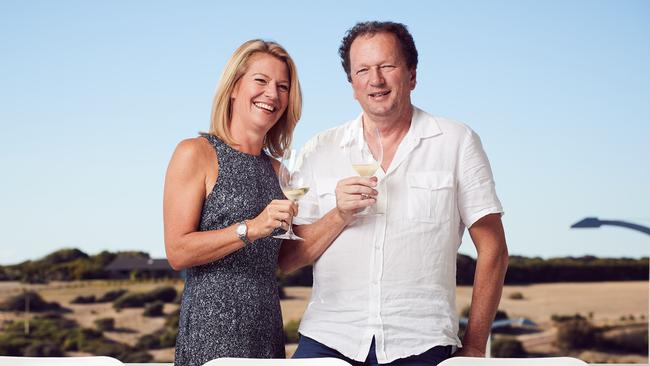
[{"x1": 369, "y1": 67, "x2": 385, "y2": 86}]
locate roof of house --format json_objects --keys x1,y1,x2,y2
[{"x1": 105, "y1": 256, "x2": 173, "y2": 271}]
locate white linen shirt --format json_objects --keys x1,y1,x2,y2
[{"x1": 294, "y1": 106, "x2": 503, "y2": 363}]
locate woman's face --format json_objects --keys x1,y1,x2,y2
[{"x1": 230, "y1": 53, "x2": 290, "y2": 133}]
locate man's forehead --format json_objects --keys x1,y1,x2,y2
[{"x1": 350, "y1": 33, "x2": 402, "y2": 64}]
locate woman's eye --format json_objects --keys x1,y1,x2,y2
[
  {"x1": 278, "y1": 84, "x2": 289, "y2": 92},
  {"x1": 255, "y1": 78, "x2": 267, "y2": 84}
]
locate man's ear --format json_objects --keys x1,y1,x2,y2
[{"x1": 409, "y1": 69, "x2": 417, "y2": 90}]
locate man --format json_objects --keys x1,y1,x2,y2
[{"x1": 278, "y1": 21, "x2": 508, "y2": 366}]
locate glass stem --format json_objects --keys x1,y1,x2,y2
[{"x1": 286, "y1": 222, "x2": 295, "y2": 236}]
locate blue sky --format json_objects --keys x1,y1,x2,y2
[{"x1": 1, "y1": 0, "x2": 648, "y2": 264}]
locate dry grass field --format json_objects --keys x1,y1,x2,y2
[{"x1": 1, "y1": 281, "x2": 647, "y2": 362}]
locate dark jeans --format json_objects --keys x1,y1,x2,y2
[{"x1": 293, "y1": 334, "x2": 452, "y2": 366}]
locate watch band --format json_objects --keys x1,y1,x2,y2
[{"x1": 237, "y1": 221, "x2": 253, "y2": 246}]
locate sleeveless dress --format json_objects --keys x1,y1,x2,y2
[{"x1": 174, "y1": 134, "x2": 286, "y2": 366}]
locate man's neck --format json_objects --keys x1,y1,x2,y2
[{"x1": 363, "y1": 105, "x2": 413, "y2": 171}]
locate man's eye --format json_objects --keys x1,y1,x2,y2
[
  {"x1": 356, "y1": 68, "x2": 368, "y2": 75},
  {"x1": 381, "y1": 65, "x2": 396, "y2": 70}
]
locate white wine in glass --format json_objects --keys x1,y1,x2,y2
[
  {"x1": 348, "y1": 124, "x2": 383, "y2": 216},
  {"x1": 352, "y1": 163, "x2": 380, "y2": 177},
  {"x1": 282, "y1": 187, "x2": 310, "y2": 202},
  {"x1": 274, "y1": 148, "x2": 308, "y2": 240}
]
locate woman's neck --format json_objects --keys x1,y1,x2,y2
[{"x1": 229, "y1": 120, "x2": 266, "y2": 156}]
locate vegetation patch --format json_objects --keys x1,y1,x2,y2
[
  {"x1": 0, "y1": 313, "x2": 152, "y2": 362},
  {"x1": 0, "y1": 291, "x2": 65, "y2": 312},
  {"x1": 113, "y1": 286, "x2": 177, "y2": 310}
]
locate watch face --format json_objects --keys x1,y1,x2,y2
[{"x1": 236, "y1": 223, "x2": 246, "y2": 236}]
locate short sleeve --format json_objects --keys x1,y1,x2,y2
[
  {"x1": 293, "y1": 146, "x2": 321, "y2": 225},
  {"x1": 457, "y1": 129, "x2": 504, "y2": 227}
]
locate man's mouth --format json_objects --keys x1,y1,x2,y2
[
  {"x1": 253, "y1": 102, "x2": 276, "y2": 112},
  {"x1": 369, "y1": 90, "x2": 390, "y2": 98}
]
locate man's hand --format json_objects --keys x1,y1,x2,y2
[
  {"x1": 334, "y1": 176, "x2": 378, "y2": 223},
  {"x1": 453, "y1": 345, "x2": 485, "y2": 358}
]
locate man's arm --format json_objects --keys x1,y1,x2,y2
[
  {"x1": 456, "y1": 213, "x2": 508, "y2": 357},
  {"x1": 278, "y1": 176, "x2": 378, "y2": 274}
]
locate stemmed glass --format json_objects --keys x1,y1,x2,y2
[
  {"x1": 273, "y1": 148, "x2": 309, "y2": 240},
  {"x1": 348, "y1": 124, "x2": 383, "y2": 216}
]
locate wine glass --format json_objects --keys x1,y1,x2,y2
[
  {"x1": 273, "y1": 148, "x2": 309, "y2": 240},
  {"x1": 348, "y1": 124, "x2": 383, "y2": 216}
]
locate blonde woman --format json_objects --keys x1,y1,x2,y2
[{"x1": 163, "y1": 40, "x2": 301, "y2": 365}]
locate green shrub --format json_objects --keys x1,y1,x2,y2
[
  {"x1": 165, "y1": 308, "x2": 180, "y2": 328},
  {"x1": 555, "y1": 318, "x2": 599, "y2": 350},
  {"x1": 135, "y1": 327, "x2": 177, "y2": 350},
  {"x1": 597, "y1": 327, "x2": 648, "y2": 353},
  {"x1": 492, "y1": 337, "x2": 526, "y2": 357},
  {"x1": 113, "y1": 286, "x2": 177, "y2": 310},
  {"x1": 60, "y1": 327, "x2": 103, "y2": 352},
  {"x1": 551, "y1": 313, "x2": 586, "y2": 323},
  {"x1": 121, "y1": 351, "x2": 154, "y2": 363},
  {"x1": 173, "y1": 290, "x2": 183, "y2": 304},
  {"x1": 94, "y1": 318, "x2": 115, "y2": 331},
  {"x1": 88, "y1": 341, "x2": 127, "y2": 358},
  {"x1": 135, "y1": 334, "x2": 160, "y2": 349},
  {"x1": 0, "y1": 316, "x2": 99, "y2": 356},
  {"x1": 284, "y1": 319, "x2": 301, "y2": 344},
  {"x1": 148, "y1": 286, "x2": 177, "y2": 302},
  {"x1": 113, "y1": 293, "x2": 149, "y2": 309},
  {"x1": 23, "y1": 341, "x2": 64, "y2": 357},
  {"x1": 143, "y1": 301, "x2": 164, "y2": 317},
  {"x1": 495, "y1": 309, "x2": 509, "y2": 320},
  {"x1": 0, "y1": 335, "x2": 30, "y2": 356},
  {"x1": 158, "y1": 327, "x2": 177, "y2": 347},
  {"x1": 71, "y1": 295, "x2": 96, "y2": 304},
  {"x1": 0, "y1": 291, "x2": 63, "y2": 312},
  {"x1": 97, "y1": 289, "x2": 127, "y2": 303}
]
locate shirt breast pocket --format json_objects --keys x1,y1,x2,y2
[
  {"x1": 316, "y1": 178, "x2": 338, "y2": 216},
  {"x1": 407, "y1": 171, "x2": 455, "y2": 225}
]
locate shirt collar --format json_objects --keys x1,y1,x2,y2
[{"x1": 339, "y1": 105, "x2": 442, "y2": 148}]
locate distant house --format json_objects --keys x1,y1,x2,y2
[{"x1": 105, "y1": 256, "x2": 183, "y2": 279}]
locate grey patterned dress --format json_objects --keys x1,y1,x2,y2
[{"x1": 174, "y1": 134, "x2": 286, "y2": 366}]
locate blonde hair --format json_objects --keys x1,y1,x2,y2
[{"x1": 209, "y1": 39, "x2": 302, "y2": 158}]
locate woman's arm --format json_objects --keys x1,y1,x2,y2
[{"x1": 163, "y1": 138, "x2": 295, "y2": 270}]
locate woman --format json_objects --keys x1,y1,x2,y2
[{"x1": 163, "y1": 40, "x2": 301, "y2": 365}]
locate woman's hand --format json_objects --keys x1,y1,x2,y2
[{"x1": 247, "y1": 200, "x2": 298, "y2": 241}]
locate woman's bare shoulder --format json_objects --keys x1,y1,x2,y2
[
  {"x1": 174, "y1": 136, "x2": 214, "y2": 158},
  {"x1": 169, "y1": 137, "x2": 216, "y2": 172}
]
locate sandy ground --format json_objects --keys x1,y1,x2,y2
[
  {"x1": 1, "y1": 280, "x2": 647, "y2": 362},
  {"x1": 283, "y1": 282, "x2": 649, "y2": 327}
]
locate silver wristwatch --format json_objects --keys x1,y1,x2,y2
[{"x1": 236, "y1": 221, "x2": 253, "y2": 246}]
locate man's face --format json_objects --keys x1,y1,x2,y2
[{"x1": 349, "y1": 32, "x2": 416, "y2": 121}]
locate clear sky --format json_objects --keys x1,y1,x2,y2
[{"x1": 1, "y1": 0, "x2": 649, "y2": 264}]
